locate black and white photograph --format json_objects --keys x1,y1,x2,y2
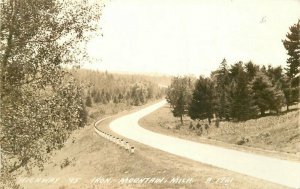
[{"x1": 0, "y1": 0, "x2": 300, "y2": 188}]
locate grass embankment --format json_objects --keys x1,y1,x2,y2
[
  {"x1": 139, "y1": 104, "x2": 300, "y2": 161},
  {"x1": 19, "y1": 101, "x2": 289, "y2": 189}
]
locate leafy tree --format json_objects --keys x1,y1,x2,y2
[
  {"x1": 86, "y1": 95, "x2": 92, "y2": 107},
  {"x1": 79, "y1": 102, "x2": 88, "y2": 128},
  {"x1": 166, "y1": 76, "x2": 193, "y2": 125},
  {"x1": 0, "y1": 0, "x2": 101, "y2": 185},
  {"x1": 188, "y1": 76, "x2": 214, "y2": 124}
]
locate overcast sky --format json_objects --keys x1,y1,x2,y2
[{"x1": 85, "y1": 0, "x2": 300, "y2": 76}]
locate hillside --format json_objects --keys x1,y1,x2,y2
[
  {"x1": 19, "y1": 102, "x2": 288, "y2": 189},
  {"x1": 140, "y1": 104, "x2": 300, "y2": 161}
]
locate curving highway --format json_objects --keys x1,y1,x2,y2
[{"x1": 109, "y1": 100, "x2": 300, "y2": 188}]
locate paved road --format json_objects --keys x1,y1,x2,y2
[{"x1": 110, "y1": 100, "x2": 300, "y2": 188}]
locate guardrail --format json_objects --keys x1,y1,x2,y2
[{"x1": 94, "y1": 116, "x2": 135, "y2": 154}]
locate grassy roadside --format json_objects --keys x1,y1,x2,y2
[
  {"x1": 139, "y1": 104, "x2": 300, "y2": 162},
  {"x1": 19, "y1": 101, "x2": 291, "y2": 189}
]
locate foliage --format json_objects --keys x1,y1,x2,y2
[
  {"x1": 168, "y1": 60, "x2": 293, "y2": 122},
  {"x1": 282, "y1": 19, "x2": 300, "y2": 79},
  {"x1": 227, "y1": 62, "x2": 257, "y2": 121},
  {"x1": 86, "y1": 95, "x2": 92, "y2": 107},
  {"x1": 250, "y1": 72, "x2": 285, "y2": 115},
  {"x1": 166, "y1": 76, "x2": 194, "y2": 125},
  {"x1": 188, "y1": 76, "x2": 214, "y2": 124},
  {"x1": 0, "y1": 0, "x2": 102, "y2": 186},
  {"x1": 282, "y1": 19, "x2": 300, "y2": 108},
  {"x1": 72, "y1": 69, "x2": 167, "y2": 106},
  {"x1": 211, "y1": 59, "x2": 230, "y2": 120}
]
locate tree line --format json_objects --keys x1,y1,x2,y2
[
  {"x1": 72, "y1": 69, "x2": 167, "y2": 107},
  {"x1": 166, "y1": 20, "x2": 299, "y2": 124}
]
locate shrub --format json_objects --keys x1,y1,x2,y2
[
  {"x1": 196, "y1": 123, "x2": 201, "y2": 129},
  {"x1": 189, "y1": 122, "x2": 194, "y2": 130},
  {"x1": 60, "y1": 158, "x2": 71, "y2": 169},
  {"x1": 236, "y1": 136, "x2": 251, "y2": 145}
]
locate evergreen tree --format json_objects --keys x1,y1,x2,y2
[
  {"x1": 282, "y1": 19, "x2": 300, "y2": 79},
  {"x1": 228, "y1": 62, "x2": 257, "y2": 121},
  {"x1": 282, "y1": 19, "x2": 300, "y2": 107},
  {"x1": 211, "y1": 59, "x2": 230, "y2": 120},
  {"x1": 245, "y1": 61, "x2": 259, "y2": 81},
  {"x1": 250, "y1": 72, "x2": 284, "y2": 115},
  {"x1": 188, "y1": 77, "x2": 214, "y2": 124}
]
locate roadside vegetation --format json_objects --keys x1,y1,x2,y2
[
  {"x1": 19, "y1": 105, "x2": 289, "y2": 189},
  {"x1": 0, "y1": 0, "x2": 104, "y2": 188},
  {"x1": 154, "y1": 19, "x2": 300, "y2": 157},
  {"x1": 140, "y1": 104, "x2": 300, "y2": 158},
  {"x1": 0, "y1": 0, "x2": 167, "y2": 188},
  {"x1": 166, "y1": 20, "x2": 299, "y2": 125}
]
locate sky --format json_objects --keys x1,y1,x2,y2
[{"x1": 85, "y1": 0, "x2": 300, "y2": 77}]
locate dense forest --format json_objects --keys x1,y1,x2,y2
[
  {"x1": 166, "y1": 20, "x2": 299, "y2": 124},
  {"x1": 71, "y1": 69, "x2": 168, "y2": 107}
]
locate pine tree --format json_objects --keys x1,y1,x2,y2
[
  {"x1": 245, "y1": 61, "x2": 259, "y2": 81},
  {"x1": 250, "y1": 72, "x2": 284, "y2": 115},
  {"x1": 211, "y1": 58, "x2": 230, "y2": 120},
  {"x1": 228, "y1": 62, "x2": 257, "y2": 121},
  {"x1": 283, "y1": 19, "x2": 300, "y2": 79},
  {"x1": 282, "y1": 19, "x2": 300, "y2": 108},
  {"x1": 188, "y1": 77, "x2": 214, "y2": 124}
]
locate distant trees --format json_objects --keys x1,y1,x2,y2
[
  {"x1": 282, "y1": 19, "x2": 300, "y2": 109},
  {"x1": 130, "y1": 82, "x2": 149, "y2": 105},
  {"x1": 166, "y1": 76, "x2": 193, "y2": 125},
  {"x1": 73, "y1": 69, "x2": 167, "y2": 107}
]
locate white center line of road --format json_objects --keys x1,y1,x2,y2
[{"x1": 110, "y1": 100, "x2": 300, "y2": 188}]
